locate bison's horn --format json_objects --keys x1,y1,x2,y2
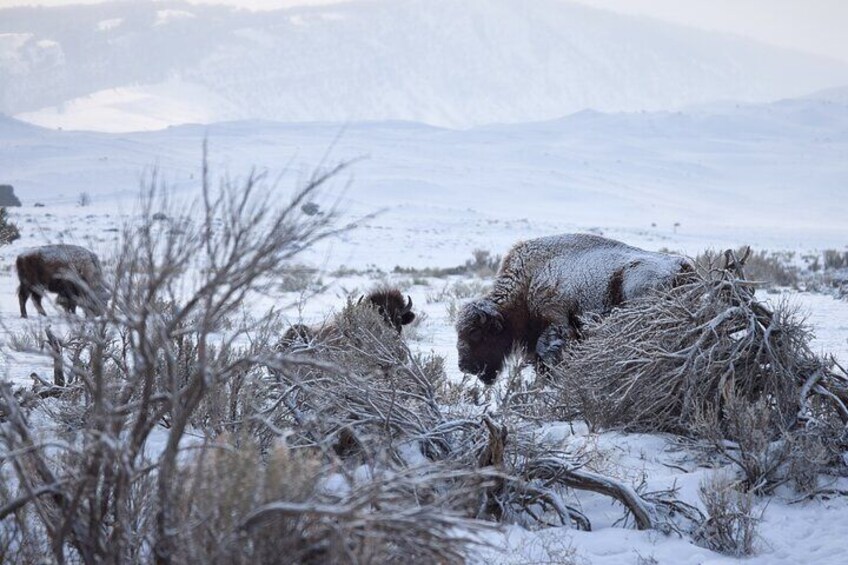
[{"x1": 403, "y1": 295, "x2": 413, "y2": 313}]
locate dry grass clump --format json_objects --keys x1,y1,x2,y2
[
  {"x1": 278, "y1": 263, "x2": 323, "y2": 293},
  {"x1": 171, "y1": 438, "x2": 481, "y2": 565},
  {"x1": 692, "y1": 396, "x2": 791, "y2": 494},
  {"x1": 393, "y1": 249, "x2": 501, "y2": 280},
  {"x1": 823, "y1": 249, "x2": 848, "y2": 271},
  {"x1": 694, "y1": 472, "x2": 761, "y2": 556},
  {"x1": 551, "y1": 251, "x2": 848, "y2": 437}
]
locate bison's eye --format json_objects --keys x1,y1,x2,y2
[{"x1": 468, "y1": 327, "x2": 483, "y2": 342}]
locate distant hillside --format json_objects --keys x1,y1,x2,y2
[
  {"x1": 1, "y1": 91, "x2": 846, "y2": 249},
  {"x1": 2, "y1": 0, "x2": 848, "y2": 129}
]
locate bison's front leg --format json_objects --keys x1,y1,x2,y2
[
  {"x1": 21, "y1": 286, "x2": 49, "y2": 317},
  {"x1": 17, "y1": 285, "x2": 30, "y2": 318},
  {"x1": 31, "y1": 292, "x2": 48, "y2": 316},
  {"x1": 535, "y1": 321, "x2": 581, "y2": 369}
]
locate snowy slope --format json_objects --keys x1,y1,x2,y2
[
  {"x1": 2, "y1": 90, "x2": 846, "y2": 269},
  {"x1": 3, "y1": 0, "x2": 848, "y2": 128},
  {"x1": 15, "y1": 79, "x2": 242, "y2": 133}
]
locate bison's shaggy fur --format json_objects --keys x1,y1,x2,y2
[
  {"x1": 281, "y1": 288, "x2": 415, "y2": 348},
  {"x1": 16, "y1": 244, "x2": 109, "y2": 318},
  {"x1": 456, "y1": 233, "x2": 691, "y2": 384}
]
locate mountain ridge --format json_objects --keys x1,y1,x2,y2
[{"x1": 2, "y1": 0, "x2": 848, "y2": 129}]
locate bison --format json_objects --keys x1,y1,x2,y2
[
  {"x1": 281, "y1": 288, "x2": 415, "y2": 347},
  {"x1": 16, "y1": 244, "x2": 109, "y2": 318},
  {"x1": 456, "y1": 233, "x2": 692, "y2": 384}
]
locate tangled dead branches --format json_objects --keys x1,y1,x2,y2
[{"x1": 551, "y1": 249, "x2": 848, "y2": 437}]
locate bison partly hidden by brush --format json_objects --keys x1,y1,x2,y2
[
  {"x1": 16, "y1": 244, "x2": 109, "y2": 318},
  {"x1": 281, "y1": 288, "x2": 415, "y2": 347},
  {"x1": 456, "y1": 233, "x2": 692, "y2": 384}
]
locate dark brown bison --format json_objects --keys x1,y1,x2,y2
[
  {"x1": 16, "y1": 244, "x2": 109, "y2": 318},
  {"x1": 456, "y1": 233, "x2": 692, "y2": 384},
  {"x1": 359, "y1": 288, "x2": 416, "y2": 333},
  {"x1": 281, "y1": 288, "x2": 415, "y2": 347}
]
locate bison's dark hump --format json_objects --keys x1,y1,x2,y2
[{"x1": 0, "y1": 185, "x2": 21, "y2": 207}]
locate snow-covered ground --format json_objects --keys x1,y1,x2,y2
[
  {"x1": 3, "y1": 86, "x2": 848, "y2": 258},
  {"x1": 1, "y1": 0, "x2": 847, "y2": 555}
]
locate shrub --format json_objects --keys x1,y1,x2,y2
[
  {"x1": 0, "y1": 207, "x2": 20, "y2": 244},
  {"x1": 695, "y1": 472, "x2": 760, "y2": 556},
  {"x1": 823, "y1": 249, "x2": 848, "y2": 271},
  {"x1": 694, "y1": 247, "x2": 798, "y2": 288},
  {"x1": 0, "y1": 156, "x2": 359, "y2": 563},
  {"x1": 394, "y1": 249, "x2": 501, "y2": 280},
  {"x1": 465, "y1": 249, "x2": 501, "y2": 277},
  {"x1": 692, "y1": 396, "x2": 789, "y2": 494},
  {"x1": 278, "y1": 263, "x2": 322, "y2": 293},
  {"x1": 550, "y1": 255, "x2": 846, "y2": 436}
]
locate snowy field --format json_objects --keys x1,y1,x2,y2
[
  {"x1": 4, "y1": 1, "x2": 848, "y2": 561},
  {"x1": 2, "y1": 89, "x2": 848, "y2": 563}
]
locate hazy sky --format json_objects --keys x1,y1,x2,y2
[{"x1": 1, "y1": 0, "x2": 846, "y2": 63}]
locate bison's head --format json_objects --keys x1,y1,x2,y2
[
  {"x1": 87, "y1": 283, "x2": 110, "y2": 316},
  {"x1": 455, "y1": 298, "x2": 514, "y2": 385},
  {"x1": 363, "y1": 289, "x2": 415, "y2": 333}
]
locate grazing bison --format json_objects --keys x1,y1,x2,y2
[
  {"x1": 16, "y1": 244, "x2": 109, "y2": 318},
  {"x1": 359, "y1": 288, "x2": 416, "y2": 333},
  {"x1": 456, "y1": 233, "x2": 692, "y2": 384},
  {"x1": 281, "y1": 288, "x2": 415, "y2": 347}
]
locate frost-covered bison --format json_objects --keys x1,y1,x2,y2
[
  {"x1": 456, "y1": 233, "x2": 692, "y2": 384},
  {"x1": 16, "y1": 244, "x2": 109, "y2": 318},
  {"x1": 281, "y1": 288, "x2": 415, "y2": 347}
]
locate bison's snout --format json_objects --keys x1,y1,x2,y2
[
  {"x1": 458, "y1": 358, "x2": 498, "y2": 385},
  {"x1": 476, "y1": 370, "x2": 498, "y2": 385}
]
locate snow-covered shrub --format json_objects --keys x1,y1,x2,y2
[
  {"x1": 170, "y1": 438, "x2": 479, "y2": 564},
  {"x1": 0, "y1": 158, "x2": 368, "y2": 563},
  {"x1": 692, "y1": 395, "x2": 845, "y2": 496},
  {"x1": 784, "y1": 429, "x2": 833, "y2": 494},
  {"x1": 695, "y1": 247, "x2": 798, "y2": 288},
  {"x1": 465, "y1": 248, "x2": 501, "y2": 277},
  {"x1": 0, "y1": 207, "x2": 20, "y2": 244},
  {"x1": 695, "y1": 472, "x2": 760, "y2": 556},
  {"x1": 278, "y1": 263, "x2": 322, "y2": 292},
  {"x1": 550, "y1": 253, "x2": 847, "y2": 436},
  {"x1": 272, "y1": 297, "x2": 469, "y2": 461},
  {"x1": 394, "y1": 249, "x2": 501, "y2": 280},
  {"x1": 426, "y1": 279, "x2": 491, "y2": 324},
  {"x1": 823, "y1": 249, "x2": 848, "y2": 271},
  {"x1": 691, "y1": 396, "x2": 790, "y2": 494}
]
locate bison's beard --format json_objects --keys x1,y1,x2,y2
[{"x1": 457, "y1": 338, "x2": 511, "y2": 385}]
